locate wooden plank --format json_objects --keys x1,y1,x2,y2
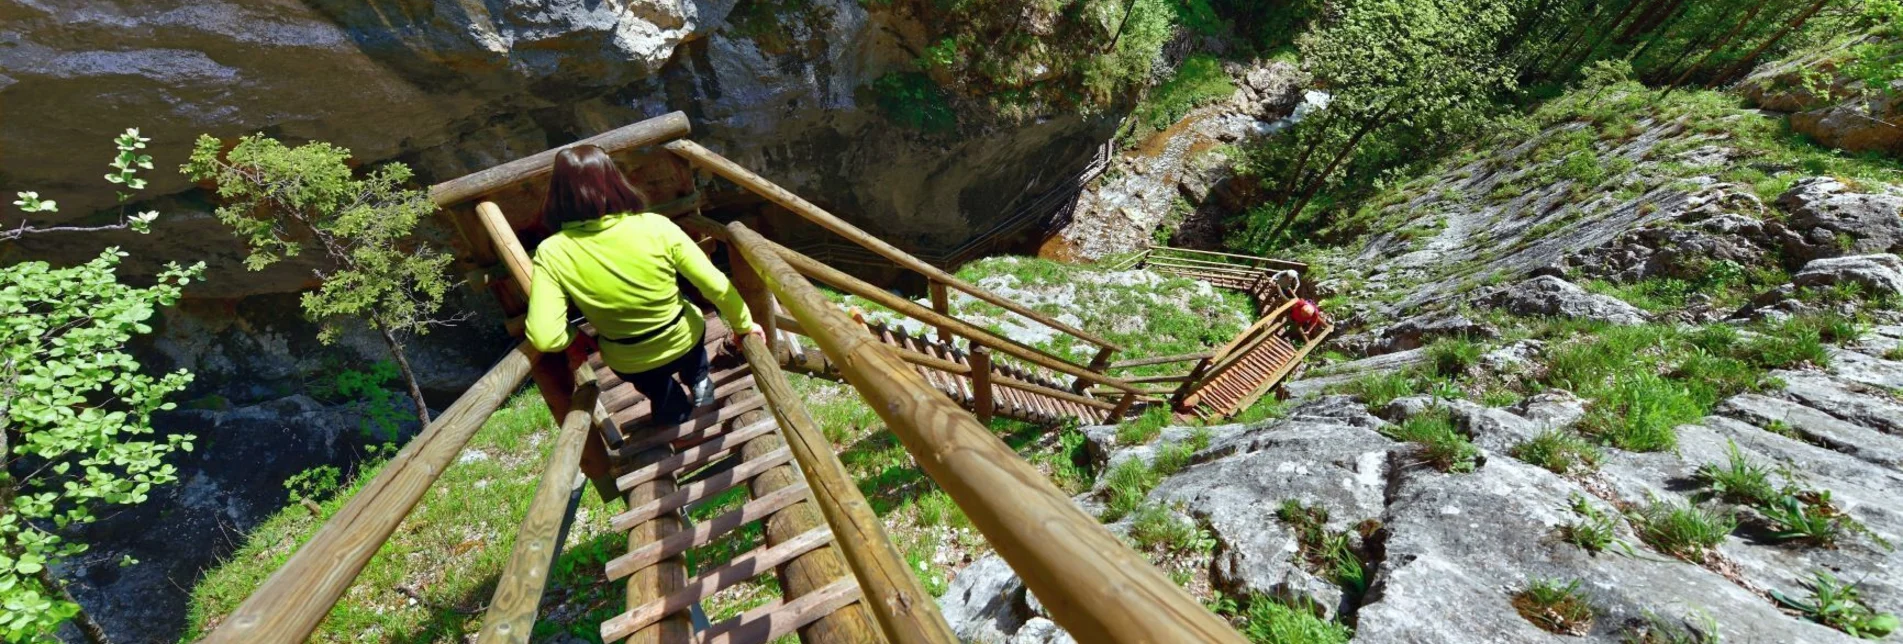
[
  {"x1": 1226, "y1": 325, "x2": 1332, "y2": 418},
  {"x1": 725, "y1": 222, "x2": 1247, "y2": 644},
  {"x1": 1150, "y1": 245, "x2": 1306, "y2": 270},
  {"x1": 697, "y1": 578, "x2": 863, "y2": 644},
  {"x1": 600, "y1": 527, "x2": 836, "y2": 642},
  {"x1": 429, "y1": 112, "x2": 691, "y2": 207},
  {"x1": 664, "y1": 139, "x2": 1122, "y2": 352},
  {"x1": 616, "y1": 394, "x2": 768, "y2": 452},
  {"x1": 736, "y1": 330, "x2": 957, "y2": 643},
  {"x1": 928, "y1": 281, "x2": 953, "y2": 344},
  {"x1": 1109, "y1": 352, "x2": 1214, "y2": 370},
  {"x1": 603, "y1": 368, "x2": 755, "y2": 417},
  {"x1": 604, "y1": 483, "x2": 810, "y2": 580},
  {"x1": 479, "y1": 366, "x2": 600, "y2": 643},
  {"x1": 614, "y1": 417, "x2": 779, "y2": 491},
  {"x1": 608, "y1": 447, "x2": 794, "y2": 535},
  {"x1": 203, "y1": 343, "x2": 537, "y2": 643}
]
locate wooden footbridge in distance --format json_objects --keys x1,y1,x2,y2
[{"x1": 197, "y1": 112, "x2": 1328, "y2": 644}]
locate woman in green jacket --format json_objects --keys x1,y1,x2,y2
[{"x1": 526, "y1": 145, "x2": 762, "y2": 425}]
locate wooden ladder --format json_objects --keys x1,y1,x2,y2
[
  {"x1": 589, "y1": 317, "x2": 884, "y2": 643},
  {"x1": 1176, "y1": 299, "x2": 1333, "y2": 419}
]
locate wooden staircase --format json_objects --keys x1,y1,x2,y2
[{"x1": 1174, "y1": 299, "x2": 1334, "y2": 419}]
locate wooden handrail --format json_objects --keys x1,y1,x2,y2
[
  {"x1": 1149, "y1": 245, "x2": 1307, "y2": 270},
  {"x1": 663, "y1": 139, "x2": 1123, "y2": 353},
  {"x1": 734, "y1": 329, "x2": 957, "y2": 643},
  {"x1": 677, "y1": 214, "x2": 1138, "y2": 395},
  {"x1": 1109, "y1": 351, "x2": 1214, "y2": 370},
  {"x1": 479, "y1": 364, "x2": 600, "y2": 643},
  {"x1": 429, "y1": 112, "x2": 692, "y2": 207},
  {"x1": 203, "y1": 343, "x2": 539, "y2": 643},
  {"x1": 725, "y1": 221, "x2": 1244, "y2": 643}
]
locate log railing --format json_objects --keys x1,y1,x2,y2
[
  {"x1": 201, "y1": 343, "x2": 538, "y2": 643},
  {"x1": 664, "y1": 140, "x2": 1127, "y2": 372},
  {"x1": 723, "y1": 221, "x2": 1246, "y2": 643}
]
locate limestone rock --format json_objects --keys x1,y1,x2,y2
[
  {"x1": 1365, "y1": 312, "x2": 1500, "y2": 356},
  {"x1": 1773, "y1": 178, "x2": 1903, "y2": 263},
  {"x1": 1792, "y1": 254, "x2": 1903, "y2": 297},
  {"x1": 1790, "y1": 90, "x2": 1903, "y2": 156},
  {"x1": 1481, "y1": 276, "x2": 1648, "y2": 325}
]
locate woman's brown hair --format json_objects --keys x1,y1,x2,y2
[{"x1": 540, "y1": 144, "x2": 648, "y2": 229}]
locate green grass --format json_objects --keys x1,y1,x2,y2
[
  {"x1": 1425, "y1": 337, "x2": 1485, "y2": 378},
  {"x1": 1512, "y1": 429, "x2": 1603, "y2": 476},
  {"x1": 1559, "y1": 495, "x2": 1619, "y2": 554},
  {"x1": 1100, "y1": 457, "x2": 1164, "y2": 523},
  {"x1": 1117, "y1": 406, "x2": 1173, "y2": 445},
  {"x1": 1512, "y1": 578, "x2": 1595, "y2": 636},
  {"x1": 1232, "y1": 596, "x2": 1353, "y2": 643},
  {"x1": 1630, "y1": 497, "x2": 1737, "y2": 563},
  {"x1": 1128, "y1": 504, "x2": 1214, "y2": 557},
  {"x1": 1693, "y1": 442, "x2": 1777, "y2": 506},
  {"x1": 1276, "y1": 500, "x2": 1373, "y2": 598},
  {"x1": 1383, "y1": 407, "x2": 1479, "y2": 473},
  {"x1": 181, "y1": 390, "x2": 630, "y2": 641}
]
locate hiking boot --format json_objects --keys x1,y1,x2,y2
[{"x1": 691, "y1": 374, "x2": 716, "y2": 408}]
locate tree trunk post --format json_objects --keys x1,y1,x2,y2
[{"x1": 376, "y1": 325, "x2": 432, "y2": 428}]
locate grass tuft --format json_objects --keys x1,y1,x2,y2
[
  {"x1": 1771, "y1": 571, "x2": 1900, "y2": 639},
  {"x1": 1384, "y1": 407, "x2": 1480, "y2": 473},
  {"x1": 1512, "y1": 429, "x2": 1603, "y2": 475},
  {"x1": 1232, "y1": 595, "x2": 1353, "y2": 643},
  {"x1": 1630, "y1": 497, "x2": 1736, "y2": 563},
  {"x1": 1512, "y1": 578, "x2": 1595, "y2": 636}
]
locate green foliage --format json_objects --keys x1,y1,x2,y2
[
  {"x1": 1131, "y1": 55, "x2": 1237, "y2": 137},
  {"x1": 1512, "y1": 429, "x2": 1603, "y2": 476},
  {"x1": 1559, "y1": 495, "x2": 1619, "y2": 554},
  {"x1": 1630, "y1": 497, "x2": 1736, "y2": 563},
  {"x1": 1693, "y1": 442, "x2": 1777, "y2": 506},
  {"x1": 1230, "y1": 595, "x2": 1353, "y2": 643},
  {"x1": 1342, "y1": 367, "x2": 1432, "y2": 411},
  {"x1": 1152, "y1": 440, "x2": 1197, "y2": 476},
  {"x1": 1128, "y1": 504, "x2": 1214, "y2": 555},
  {"x1": 1425, "y1": 337, "x2": 1484, "y2": 378},
  {"x1": 284, "y1": 466, "x2": 343, "y2": 505},
  {"x1": 183, "y1": 134, "x2": 457, "y2": 346},
  {"x1": 311, "y1": 361, "x2": 407, "y2": 440},
  {"x1": 1276, "y1": 500, "x2": 1373, "y2": 597},
  {"x1": 1772, "y1": 571, "x2": 1899, "y2": 639},
  {"x1": 869, "y1": 72, "x2": 957, "y2": 132},
  {"x1": 1384, "y1": 408, "x2": 1479, "y2": 473},
  {"x1": 1100, "y1": 457, "x2": 1162, "y2": 522},
  {"x1": 1512, "y1": 578, "x2": 1594, "y2": 635},
  {"x1": 1117, "y1": 405, "x2": 1173, "y2": 445},
  {"x1": 1, "y1": 249, "x2": 202, "y2": 639}
]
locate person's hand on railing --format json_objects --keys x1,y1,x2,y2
[
  {"x1": 564, "y1": 333, "x2": 600, "y2": 372},
  {"x1": 732, "y1": 326, "x2": 767, "y2": 351}
]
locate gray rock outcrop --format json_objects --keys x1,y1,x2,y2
[
  {"x1": 1792, "y1": 254, "x2": 1903, "y2": 297},
  {"x1": 1773, "y1": 178, "x2": 1903, "y2": 263},
  {"x1": 1481, "y1": 276, "x2": 1648, "y2": 325}
]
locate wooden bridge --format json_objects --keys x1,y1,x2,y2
[{"x1": 196, "y1": 113, "x2": 1327, "y2": 644}]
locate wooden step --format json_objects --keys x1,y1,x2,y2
[
  {"x1": 695, "y1": 578, "x2": 862, "y2": 644},
  {"x1": 600, "y1": 527, "x2": 836, "y2": 641},
  {"x1": 614, "y1": 417, "x2": 780, "y2": 491},
  {"x1": 609, "y1": 447, "x2": 793, "y2": 534},
  {"x1": 604, "y1": 482, "x2": 810, "y2": 580}
]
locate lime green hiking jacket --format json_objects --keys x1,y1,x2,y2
[{"x1": 526, "y1": 212, "x2": 755, "y2": 374}]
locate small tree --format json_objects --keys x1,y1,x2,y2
[
  {"x1": 2, "y1": 129, "x2": 202, "y2": 644},
  {"x1": 182, "y1": 135, "x2": 464, "y2": 428}
]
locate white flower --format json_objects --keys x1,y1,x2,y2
[
  {"x1": 13, "y1": 191, "x2": 36, "y2": 207},
  {"x1": 132, "y1": 211, "x2": 158, "y2": 224}
]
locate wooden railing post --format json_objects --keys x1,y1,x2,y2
[
  {"x1": 970, "y1": 346, "x2": 995, "y2": 424},
  {"x1": 1168, "y1": 356, "x2": 1216, "y2": 409},
  {"x1": 730, "y1": 240, "x2": 779, "y2": 354},
  {"x1": 1109, "y1": 392, "x2": 1138, "y2": 421},
  {"x1": 735, "y1": 332, "x2": 957, "y2": 643},
  {"x1": 928, "y1": 281, "x2": 952, "y2": 345},
  {"x1": 480, "y1": 364, "x2": 601, "y2": 643}
]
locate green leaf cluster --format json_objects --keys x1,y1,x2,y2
[
  {"x1": 1, "y1": 248, "x2": 203, "y2": 640},
  {"x1": 181, "y1": 134, "x2": 457, "y2": 346}
]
